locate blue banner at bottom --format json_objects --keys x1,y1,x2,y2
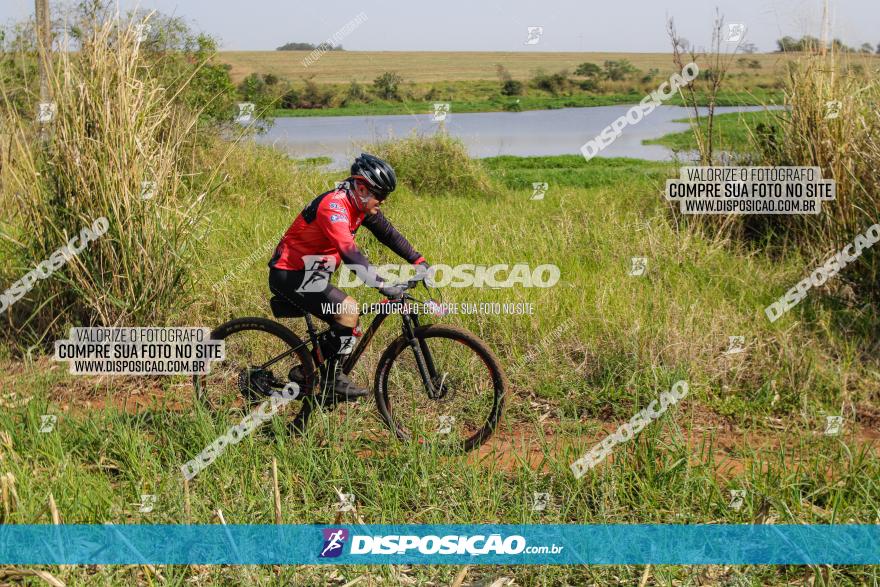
[{"x1": 0, "y1": 525, "x2": 877, "y2": 565}]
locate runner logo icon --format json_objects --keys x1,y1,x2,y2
[{"x1": 319, "y1": 528, "x2": 349, "y2": 558}]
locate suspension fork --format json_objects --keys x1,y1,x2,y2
[{"x1": 402, "y1": 313, "x2": 442, "y2": 398}]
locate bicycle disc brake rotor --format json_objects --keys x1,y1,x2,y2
[
  {"x1": 238, "y1": 367, "x2": 276, "y2": 402},
  {"x1": 430, "y1": 372, "x2": 455, "y2": 401}
]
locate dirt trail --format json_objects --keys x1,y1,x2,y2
[
  {"x1": 471, "y1": 400, "x2": 880, "y2": 475},
  {"x1": 472, "y1": 420, "x2": 879, "y2": 478},
  {"x1": 3, "y1": 358, "x2": 878, "y2": 478}
]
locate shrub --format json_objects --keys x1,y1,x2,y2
[
  {"x1": 578, "y1": 79, "x2": 600, "y2": 92},
  {"x1": 298, "y1": 78, "x2": 333, "y2": 108},
  {"x1": 423, "y1": 86, "x2": 441, "y2": 101},
  {"x1": 602, "y1": 60, "x2": 639, "y2": 81},
  {"x1": 737, "y1": 57, "x2": 761, "y2": 69},
  {"x1": 495, "y1": 64, "x2": 523, "y2": 96},
  {"x1": 501, "y1": 79, "x2": 523, "y2": 96},
  {"x1": 574, "y1": 62, "x2": 602, "y2": 79},
  {"x1": 277, "y1": 42, "x2": 318, "y2": 51},
  {"x1": 345, "y1": 79, "x2": 368, "y2": 103},
  {"x1": 531, "y1": 69, "x2": 571, "y2": 95},
  {"x1": 371, "y1": 134, "x2": 491, "y2": 196},
  {"x1": 127, "y1": 11, "x2": 237, "y2": 124},
  {"x1": 238, "y1": 72, "x2": 269, "y2": 103},
  {"x1": 776, "y1": 35, "x2": 822, "y2": 53},
  {"x1": 373, "y1": 71, "x2": 403, "y2": 100},
  {"x1": 400, "y1": 81, "x2": 420, "y2": 101},
  {"x1": 280, "y1": 88, "x2": 300, "y2": 109}
]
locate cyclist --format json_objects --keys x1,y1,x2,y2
[{"x1": 268, "y1": 153, "x2": 429, "y2": 399}]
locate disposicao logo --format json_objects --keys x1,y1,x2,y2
[
  {"x1": 316, "y1": 530, "x2": 563, "y2": 558},
  {"x1": 319, "y1": 528, "x2": 349, "y2": 558},
  {"x1": 349, "y1": 534, "x2": 527, "y2": 555}
]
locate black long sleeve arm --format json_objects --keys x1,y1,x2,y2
[{"x1": 361, "y1": 210, "x2": 422, "y2": 263}]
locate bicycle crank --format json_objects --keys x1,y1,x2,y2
[{"x1": 238, "y1": 367, "x2": 281, "y2": 403}]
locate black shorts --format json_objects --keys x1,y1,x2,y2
[{"x1": 268, "y1": 268, "x2": 349, "y2": 324}]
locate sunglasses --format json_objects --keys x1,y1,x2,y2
[{"x1": 353, "y1": 176, "x2": 389, "y2": 202}]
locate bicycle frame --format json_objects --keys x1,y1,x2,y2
[
  {"x1": 340, "y1": 299, "x2": 441, "y2": 397},
  {"x1": 258, "y1": 296, "x2": 441, "y2": 397}
]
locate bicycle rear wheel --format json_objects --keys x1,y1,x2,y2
[
  {"x1": 193, "y1": 317, "x2": 316, "y2": 434},
  {"x1": 373, "y1": 324, "x2": 507, "y2": 453}
]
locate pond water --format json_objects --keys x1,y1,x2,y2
[{"x1": 253, "y1": 105, "x2": 772, "y2": 167}]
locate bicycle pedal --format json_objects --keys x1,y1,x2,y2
[{"x1": 314, "y1": 386, "x2": 360, "y2": 404}]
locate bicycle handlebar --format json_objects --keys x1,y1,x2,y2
[
  {"x1": 380, "y1": 271, "x2": 430, "y2": 301},
  {"x1": 401, "y1": 271, "x2": 429, "y2": 290}
]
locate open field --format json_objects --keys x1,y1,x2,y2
[
  {"x1": 2, "y1": 147, "x2": 878, "y2": 584},
  {"x1": 222, "y1": 50, "x2": 879, "y2": 116},
  {"x1": 219, "y1": 50, "x2": 803, "y2": 84}
]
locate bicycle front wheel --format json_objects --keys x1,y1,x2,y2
[{"x1": 373, "y1": 324, "x2": 507, "y2": 453}]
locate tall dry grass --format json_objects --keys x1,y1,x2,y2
[
  {"x1": 0, "y1": 17, "x2": 220, "y2": 347},
  {"x1": 772, "y1": 57, "x2": 879, "y2": 230},
  {"x1": 682, "y1": 54, "x2": 879, "y2": 304},
  {"x1": 757, "y1": 55, "x2": 880, "y2": 297}
]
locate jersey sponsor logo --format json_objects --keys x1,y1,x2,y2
[
  {"x1": 328, "y1": 202, "x2": 342, "y2": 210},
  {"x1": 330, "y1": 214, "x2": 348, "y2": 223}
]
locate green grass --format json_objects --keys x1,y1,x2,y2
[
  {"x1": 269, "y1": 89, "x2": 785, "y2": 118},
  {"x1": 482, "y1": 154, "x2": 673, "y2": 190},
  {"x1": 294, "y1": 155, "x2": 333, "y2": 167},
  {"x1": 2, "y1": 359, "x2": 878, "y2": 585},
  {"x1": 2, "y1": 148, "x2": 878, "y2": 585},
  {"x1": 643, "y1": 110, "x2": 786, "y2": 152}
]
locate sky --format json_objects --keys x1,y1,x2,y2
[{"x1": 2, "y1": 0, "x2": 877, "y2": 52}]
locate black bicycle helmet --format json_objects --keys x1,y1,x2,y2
[{"x1": 350, "y1": 153, "x2": 397, "y2": 196}]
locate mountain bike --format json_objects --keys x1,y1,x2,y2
[{"x1": 193, "y1": 274, "x2": 507, "y2": 453}]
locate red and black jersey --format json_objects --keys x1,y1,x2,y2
[{"x1": 269, "y1": 184, "x2": 423, "y2": 273}]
